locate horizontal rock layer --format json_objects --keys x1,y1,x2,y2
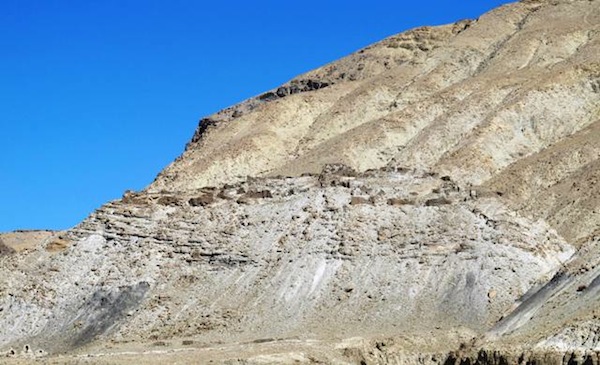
[{"x1": 0, "y1": 169, "x2": 574, "y2": 356}]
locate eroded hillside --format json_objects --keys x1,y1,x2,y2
[
  {"x1": 1, "y1": 0, "x2": 599, "y2": 363},
  {"x1": 150, "y1": 0, "x2": 600, "y2": 251}
]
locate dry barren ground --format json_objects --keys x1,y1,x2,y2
[{"x1": 1, "y1": 0, "x2": 599, "y2": 363}]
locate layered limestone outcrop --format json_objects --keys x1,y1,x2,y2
[
  {"x1": 0, "y1": 169, "x2": 576, "y2": 356},
  {"x1": 1, "y1": 0, "x2": 599, "y2": 363}
]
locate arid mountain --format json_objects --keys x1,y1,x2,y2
[
  {"x1": 152, "y1": 0, "x2": 599, "y2": 249},
  {"x1": 1, "y1": 0, "x2": 599, "y2": 363}
]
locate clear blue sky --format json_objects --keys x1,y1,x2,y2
[{"x1": 0, "y1": 1, "x2": 513, "y2": 232}]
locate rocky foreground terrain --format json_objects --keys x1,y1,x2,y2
[{"x1": 1, "y1": 0, "x2": 599, "y2": 363}]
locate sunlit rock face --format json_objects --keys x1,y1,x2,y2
[{"x1": 1, "y1": 0, "x2": 599, "y2": 363}]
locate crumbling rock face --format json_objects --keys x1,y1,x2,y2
[{"x1": 0, "y1": 170, "x2": 575, "y2": 357}]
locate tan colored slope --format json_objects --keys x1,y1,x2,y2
[
  {"x1": 150, "y1": 0, "x2": 599, "y2": 191},
  {"x1": 149, "y1": 22, "x2": 473, "y2": 191},
  {"x1": 148, "y1": 0, "x2": 600, "y2": 248},
  {"x1": 0, "y1": 231, "x2": 56, "y2": 253},
  {"x1": 3, "y1": 1, "x2": 600, "y2": 363},
  {"x1": 485, "y1": 120, "x2": 600, "y2": 245}
]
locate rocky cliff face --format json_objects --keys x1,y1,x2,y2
[{"x1": 1, "y1": 0, "x2": 599, "y2": 363}]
